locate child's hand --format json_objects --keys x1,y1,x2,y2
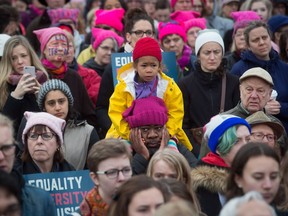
[
  {"x1": 159, "y1": 127, "x2": 170, "y2": 150},
  {"x1": 130, "y1": 128, "x2": 149, "y2": 160}
]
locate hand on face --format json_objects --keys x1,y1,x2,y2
[
  {"x1": 11, "y1": 73, "x2": 37, "y2": 99},
  {"x1": 159, "y1": 127, "x2": 169, "y2": 150},
  {"x1": 130, "y1": 128, "x2": 150, "y2": 160}
]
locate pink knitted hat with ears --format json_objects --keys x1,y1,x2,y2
[
  {"x1": 91, "y1": 28, "x2": 124, "y2": 50},
  {"x1": 171, "y1": 0, "x2": 193, "y2": 9},
  {"x1": 170, "y1": 10, "x2": 200, "y2": 23},
  {"x1": 184, "y1": 18, "x2": 206, "y2": 32},
  {"x1": 122, "y1": 96, "x2": 168, "y2": 129},
  {"x1": 33, "y1": 27, "x2": 68, "y2": 53},
  {"x1": 231, "y1": 11, "x2": 261, "y2": 35},
  {"x1": 158, "y1": 21, "x2": 187, "y2": 43},
  {"x1": 47, "y1": 8, "x2": 80, "y2": 26},
  {"x1": 22, "y1": 111, "x2": 66, "y2": 145},
  {"x1": 95, "y1": 8, "x2": 125, "y2": 32}
]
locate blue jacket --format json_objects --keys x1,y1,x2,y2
[
  {"x1": 230, "y1": 49, "x2": 288, "y2": 132},
  {"x1": 22, "y1": 184, "x2": 57, "y2": 216}
]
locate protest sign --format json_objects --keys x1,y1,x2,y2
[
  {"x1": 24, "y1": 170, "x2": 93, "y2": 216},
  {"x1": 111, "y1": 52, "x2": 178, "y2": 86}
]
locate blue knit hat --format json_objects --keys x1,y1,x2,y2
[
  {"x1": 204, "y1": 114, "x2": 251, "y2": 154},
  {"x1": 268, "y1": 15, "x2": 288, "y2": 34},
  {"x1": 37, "y1": 79, "x2": 74, "y2": 110}
]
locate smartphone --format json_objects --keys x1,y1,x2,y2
[{"x1": 24, "y1": 66, "x2": 36, "y2": 77}]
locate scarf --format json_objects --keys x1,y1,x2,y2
[
  {"x1": 177, "y1": 45, "x2": 192, "y2": 70},
  {"x1": 7, "y1": 70, "x2": 48, "y2": 86},
  {"x1": 201, "y1": 152, "x2": 229, "y2": 168},
  {"x1": 80, "y1": 187, "x2": 109, "y2": 216},
  {"x1": 41, "y1": 59, "x2": 68, "y2": 79}
]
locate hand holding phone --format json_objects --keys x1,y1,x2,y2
[{"x1": 24, "y1": 66, "x2": 36, "y2": 77}]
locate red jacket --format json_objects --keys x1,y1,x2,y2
[{"x1": 78, "y1": 64, "x2": 101, "y2": 107}]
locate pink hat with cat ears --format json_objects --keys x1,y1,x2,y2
[
  {"x1": 48, "y1": 8, "x2": 80, "y2": 26},
  {"x1": 33, "y1": 27, "x2": 68, "y2": 53},
  {"x1": 95, "y1": 8, "x2": 125, "y2": 32},
  {"x1": 91, "y1": 28, "x2": 124, "y2": 50}
]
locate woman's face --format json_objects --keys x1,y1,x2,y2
[
  {"x1": 66, "y1": 41, "x2": 75, "y2": 64},
  {"x1": 103, "y1": 0, "x2": 122, "y2": 10},
  {"x1": 11, "y1": 45, "x2": 31, "y2": 74},
  {"x1": 187, "y1": 27, "x2": 202, "y2": 50},
  {"x1": 126, "y1": 20, "x2": 154, "y2": 48},
  {"x1": 128, "y1": 187, "x2": 164, "y2": 216},
  {"x1": 251, "y1": 1, "x2": 269, "y2": 22},
  {"x1": 44, "y1": 90, "x2": 69, "y2": 120},
  {"x1": 235, "y1": 156, "x2": 280, "y2": 204},
  {"x1": 234, "y1": 28, "x2": 246, "y2": 51},
  {"x1": 151, "y1": 159, "x2": 178, "y2": 180},
  {"x1": 222, "y1": 125, "x2": 251, "y2": 166},
  {"x1": 0, "y1": 188, "x2": 20, "y2": 216},
  {"x1": 43, "y1": 34, "x2": 68, "y2": 67},
  {"x1": 198, "y1": 42, "x2": 223, "y2": 72},
  {"x1": 27, "y1": 126, "x2": 59, "y2": 164},
  {"x1": 162, "y1": 34, "x2": 185, "y2": 59},
  {"x1": 95, "y1": 38, "x2": 115, "y2": 66}
]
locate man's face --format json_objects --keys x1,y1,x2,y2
[
  {"x1": 0, "y1": 126, "x2": 15, "y2": 173},
  {"x1": 204, "y1": 0, "x2": 214, "y2": 16},
  {"x1": 240, "y1": 77, "x2": 272, "y2": 113},
  {"x1": 222, "y1": 1, "x2": 239, "y2": 19},
  {"x1": 139, "y1": 125, "x2": 163, "y2": 149}
]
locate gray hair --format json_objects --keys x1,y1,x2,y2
[{"x1": 219, "y1": 191, "x2": 277, "y2": 216}]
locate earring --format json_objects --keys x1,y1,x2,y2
[{"x1": 238, "y1": 184, "x2": 242, "y2": 188}]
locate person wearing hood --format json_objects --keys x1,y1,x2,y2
[{"x1": 201, "y1": 0, "x2": 233, "y2": 38}]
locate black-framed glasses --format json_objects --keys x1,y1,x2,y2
[
  {"x1": 0, "y1": 144, "x2": 16, "y2": 156},
  {"x1": 27, "y1": 132, "x2": 56, "y2": 141},
  {"x1": 130, "y1": 30, "x2": 154, "y2": 38},
  {"x1": 250, "y1": 132, "x2": 277, "y2": 142},
  {"x1": 96, "y1": 167, "x2": 132, "y2": 179}
]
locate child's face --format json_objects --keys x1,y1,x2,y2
[{"x1": 135, "y1": 56, "x2": 160, "y2": 82}]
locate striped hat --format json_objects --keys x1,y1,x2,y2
[{"x1": 37, "y1": 79, "x2": 74, "y2": 110}]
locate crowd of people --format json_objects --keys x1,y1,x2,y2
[{"x1": 0, "y1": 0, "x2": 288, "y2": 215}]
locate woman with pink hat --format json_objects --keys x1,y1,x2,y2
[
  {"x1": 33, "y1": 27, "x2": 98, "y2": 129},
  {"x1": 82, "y1": 28, "x2": 124, "y2": 77},
  {"x1": 184, "y1": 18, "x2": 206, "y2": 52}
]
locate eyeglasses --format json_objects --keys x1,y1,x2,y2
[
  {"x1": 250, "y1": 132, "x2": 277, "y2": 142},
  {"x1": 0, "y1": 144, "x2": 16, "y2": 156},
  {"x1": 27, "y1": 132, "x2": 56, "y2": 141},
  {"x1": 99, "y1": 46, "x2": 116, "y2": 53},
  {"x1": 130, "y1": 30, "x2": 154, "y2": 38},
  {"x1": 96, "y1": 167, "x2": 132, "y2": 179}
]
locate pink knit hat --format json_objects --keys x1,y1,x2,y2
[
  {"x1": 158, "y1": 21, "x2": 187, "y2": 43},
  {"x1": 122, "y1": 96, "x2": 168, "y2": 128},
  {"x1": 171, "y1": 0, "x2": 193, "y2": 9},
  {"x1": 33, "y1": 27, "x2": 68, "y2": 53},
  {"x1": 95, "y1": 8, "x2": 125, "y2": 32},
  {"x1": 91, "y1": 28, "x2": 124, "y2": 50},
  {"x1": 184, "y1": 18, "x2": 206, "y2": 32},
  {"x1": 231, "y1": 11, "x2": 261, "y2": 35},
  {"x1": 47, "y1": 8, "x2": 80, "y2": 26},
  {"x1": 170, "y1": 11, "x2": 200, "y2": 23},
  {"x1": 22, "y1": 111, "x2": 66, "y2": 145}
]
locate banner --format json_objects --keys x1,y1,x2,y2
[
  {"x1": 111, "y1": 52, "x2": 178, "y2": 86},
  {"x1": 24, "y1": 170, "x2": 94, "y2": 216}
]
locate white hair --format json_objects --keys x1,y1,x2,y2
[{"x1": 219, "y1": 191, "x2": 277, "y2": 216}]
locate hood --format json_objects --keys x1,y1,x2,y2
[
  {"x1": 191, "y1": 165, "x2": 229, "y2": 194},
  {"x1": 240, "y1": 49, "x2": 279, "y2": 69}
]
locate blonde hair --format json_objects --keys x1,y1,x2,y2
[
  {"x1": 0, "y1": 114, "x2": 14, "y2": 139},
  {"x1": 0, "y1": 36, "x2": 48, "y2": 110}
]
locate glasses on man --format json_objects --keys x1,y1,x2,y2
[
  {"x1": 96, "y1": 167, "x2": 132, "y2": 179},
  {"x1": 0, "y1": 144, "x2": 16, "y2": 157},
  {"x1": 250, "y1": 132, "x2": 277, "y2": 142},
  {"x1": 27, "y1": 132, "x2": 56, "y2": 141},
  {"x1": 130, "y1": 30, "x2": 154, "y2": 38}
]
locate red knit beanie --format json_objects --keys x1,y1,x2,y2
[
  {"x1": 122, "y1": 96, "x2": 168, "y2": 128},
  {"x1": 132, "y1": 37, "x2": 162, "y2": 62}
]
